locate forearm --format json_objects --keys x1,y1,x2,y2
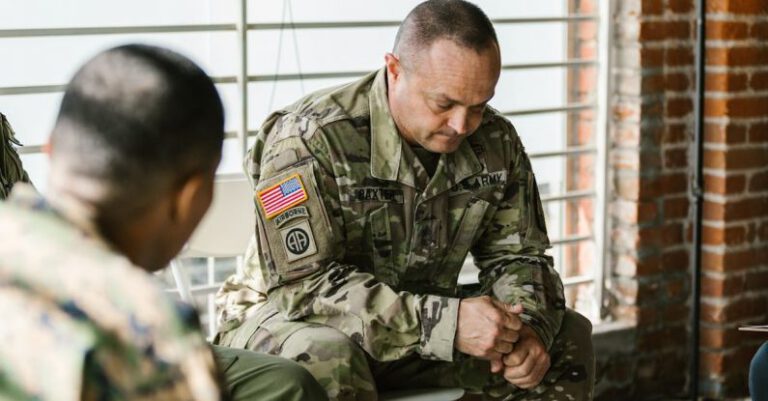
[{"x1": 269, "y1": 263, "x2": 460, "y2": 362}]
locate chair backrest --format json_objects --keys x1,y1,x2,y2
[
  {"x1": 167, "y1": 175, "x2": 255, "y2": 327},
  {"x1": 184, "y1": 176, "x2": 255, "y2": 258}
]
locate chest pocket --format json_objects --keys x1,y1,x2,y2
[
  {"x1": 368, "y1": 204, "x2": 396, "y2": 286},
  {"x1": 437, "y1": 198, "x2": 492, "y2": 289},
  {"x1": 524, "y1": 171, "x2": 550, "y2": 246}
]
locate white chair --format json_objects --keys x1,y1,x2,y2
[
  {"x1": 168, "y1": 175, "x2": 464, "y2": 401},
  {"x1": 168, "y1": 175, "x2": 255, "y2": 333}
]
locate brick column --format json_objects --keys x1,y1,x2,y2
[
  {"x1": 699, "y1": 0, "x2": 768, "y2": 397},
  {"x1": 598, "y1": 0, "x2": 768, "y2": 399},
  {"x1": 599, "y1": 0, "x2": 696, "y2": 397}
]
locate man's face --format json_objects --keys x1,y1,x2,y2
[{"x1": 386, "y1": 39, "x2": 501, "y2": 154}]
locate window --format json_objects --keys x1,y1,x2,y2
[{"x1": 0, "y1": 0, "x2": 607, "y2": 335}]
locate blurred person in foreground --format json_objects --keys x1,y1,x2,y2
[{"x1": 0, "y1": 44, "x2": 326, "y2": 401}]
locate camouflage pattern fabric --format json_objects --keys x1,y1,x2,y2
[
  {"x1": 0, "y1": 184, "x2": 329, "y2": 401},
  {"x1": 0, "y1": 113, "x2": 31, "y2": 200},
  {"x1": 0, "y1": 184, "x2": 224, "y2": 401},
  {"x1": 215, "y1": 68, "x2": 594, "y2": 400},
  {"x1": 372, "y1": 309, "x2": 594, "y2": 401},
  {"x1": 218, "y1": 307, "x2": 592, "y2": 401}
]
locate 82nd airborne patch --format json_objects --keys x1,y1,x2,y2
[{"x1": 280, "y1": 220, "x2": 317, "y2": 262}]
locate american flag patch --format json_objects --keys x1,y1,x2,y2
[{"x1": 257, "y1": 174, "x2": 309, "y2": 219}]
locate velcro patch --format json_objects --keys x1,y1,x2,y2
[
  {"x1": 450, "y1": 171, "x2": 508, "y2": 194},
  {"x1": 274, "y1": 206, "x2": 309, "y2": 228},
  {"x1": 280, "y1": 220, "x2": 317, "y2": 262},
  {"x1": 345, "y1": 187, "x2": 404, "y2": 203},
  {"x1": 257, "y1": 174, "x2": 308, "y2": 219}
]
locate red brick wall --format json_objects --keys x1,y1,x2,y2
[
  {"x1": 699, "y1": 0, "x2": 768, "y2": 397},
  {"x1": 598, "y1": 0, "x2": 768, "y2": 399},
  {"x1": 603, "y1": 0, "x2": 694, "y2": 397}
]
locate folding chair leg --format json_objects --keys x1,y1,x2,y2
[{"x1": 169, "y1": 260, "x2": 195, "y2": 305}]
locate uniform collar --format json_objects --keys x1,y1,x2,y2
[
  {"x1": 423, "y1": 140, "x2": 483, "y2": 200},
  {"x1": 368, "y1": 67, "x2": 482, "y2": 194},
  {"x1": 369, "y1": 68, "x2": 403, "y2": 183},
  {"x1": 8, "y1": 183, "x2": 108, "y2": 249}
]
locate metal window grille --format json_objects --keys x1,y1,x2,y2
[{"x1": 0, "y1": 1, "x2": 609, "y2": 335}]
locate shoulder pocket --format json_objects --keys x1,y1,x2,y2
[
  {"x1": 524, "y1": 171, "x2": 550, "y2": 247},
  {"x1": 255, "y1": 161, "x2": 333, "y2": 283}
]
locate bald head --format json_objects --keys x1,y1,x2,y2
[
  {"x1": 393, "y1": 0, "x2": 498, "y2": 67},
  {"x1": 50, "y1": 44, "x2": 224, "y2": 218}
]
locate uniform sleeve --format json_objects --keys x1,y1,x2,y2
[
  {"x1": 80, "y1": 305, "x2": 225, "y2": 401},
  {"x1": 246, "y1": 119, "x2": 458, "y2": 362},
  {"x1": 471, "y1": 131, "x2": 566, "y2": 350}
]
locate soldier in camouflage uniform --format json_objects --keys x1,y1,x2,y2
[
  {"x1": 0, "y1": 113, "x2": 31, "y2": 200},
  {"x1": 216, "y1": 1, "x2": 594, "y2": 400},
  {"x1": 0, "y1": 44, "x2": 326, "y2": 401}
]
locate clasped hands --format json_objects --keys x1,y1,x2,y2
[{"x1": 455, "y1": 296, "x2": 550, "y2": 389}]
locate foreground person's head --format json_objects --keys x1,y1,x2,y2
[{"x1": 49, "y1": 44, "x2": 224, "y2": 271}]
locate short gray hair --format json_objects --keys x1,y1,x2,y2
[{"x1": 393, "y1": 0, "x2": 498, "y2": 62}]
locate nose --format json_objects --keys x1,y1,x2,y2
[{"x1": 447, "y1": 108, "x2": 469, "y2": 135}]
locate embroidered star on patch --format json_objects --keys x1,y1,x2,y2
[{"x1": 257, "y1": 174, "x2": 308, "y2": 219}]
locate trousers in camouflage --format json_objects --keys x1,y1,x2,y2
[{"x1": 216, "y1": 308, "x2": 594, "y2": 401}]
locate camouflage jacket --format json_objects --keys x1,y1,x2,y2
[
  {"x1": 217, "y1": 68, "x2": 565, "y2": 362},
  {"x1": 0, "y1": 113, "x2": 31, "y2": 200},
  {"x1": 0, "y1": 185, "x2": 223, "y2": 401}
]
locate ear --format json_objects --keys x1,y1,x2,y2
[
  {"x1": 384, "y1": 52, "x2": 402, "y2": 83},
  {"x1": 43, "y1": 140, "x2": 52, "y2": 157},
  {"x1": 169, "y1": 173, "x2": 212, "y2": 226}
]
